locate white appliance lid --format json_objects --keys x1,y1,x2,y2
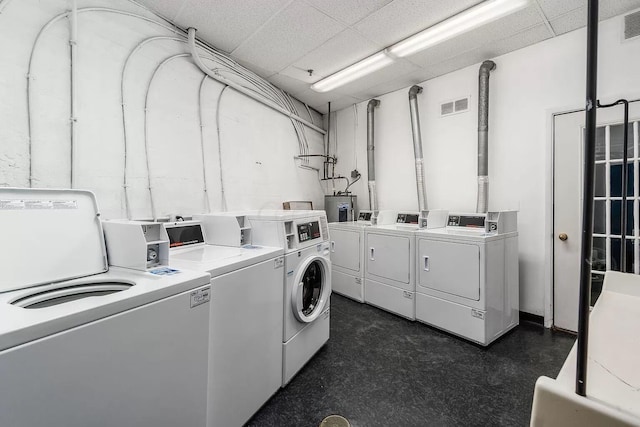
[{"x1": 0, "y1": 188, "x2": 108, "y2": 293}]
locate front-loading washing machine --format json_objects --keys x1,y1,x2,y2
[
  {"x1": 329, "y1": 210, "x2": 396, "y2": 302},
  {"x1": 414, "y1": 211, "x2": 519, "y2": 346},
  {"x1": 0, "y1": 188, "x2": 212, "y2": 427},
  {"x1": 165, "y1": 216, "x2": 284, "y2": 427},
  {"x1": 244, "y1": 210, "x2": 332, "y2": 386}
]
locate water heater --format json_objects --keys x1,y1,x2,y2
[{"x1": 324, "y1": 195, "x2": 358, "y2": 223}]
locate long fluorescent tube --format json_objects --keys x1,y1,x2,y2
[
  {"x1": 310, "y1": 52, "x2": 394, "y2": 93},
  {"x1": 387, "y1": 0, "x2": 529, "y2": 58}
]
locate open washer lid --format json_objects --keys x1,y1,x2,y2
[{"x1": 0, "y1": 188, "x2": 108, "y2": 293}]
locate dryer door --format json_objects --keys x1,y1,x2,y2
[
  {"x1": 292, "y1": 256, "x2": 331, "y2": 323},
  {"x1": 417, "y1": 238, "x2": 480, "y2": 301},
  {"x1": 330, "y1": 228, "x2": 360, "y2": 273}
]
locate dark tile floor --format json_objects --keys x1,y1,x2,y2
[{"x1": 246, "y1": 295, "x2": 575, "y2": 427}]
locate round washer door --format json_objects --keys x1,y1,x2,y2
[{"x1": 292, "y1": 255, "x2": 331, "y2": 323}]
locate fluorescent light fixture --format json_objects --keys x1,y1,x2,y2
[
  {"x1": 310, "y1": 51, "x2": 394, "y2": 93},
  {"x1": 387, "y1": 0, "x2": 529, "y2": 58}
]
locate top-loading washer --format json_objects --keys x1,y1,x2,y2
[
  {"x1": 414, "y1": 211, "x2": 519, "y2": 346},
  {"x1": 164, "y1": 216, "x2": 284, "y2": 427},
  {"x1": 329, "y1": 210, "x2": 396, "y2": 302},
  {"x1": 0, "y1": 188, "x2": 212, "y2": 427},
  {"x1": 364, "y1": 211, "x2": 447, "y2": 320},
  {"x1": 237, "y1": 210, "x2": 332, "y2": 386}
]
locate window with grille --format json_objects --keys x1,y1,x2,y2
[{"x1": 591, "y1": 121, "x2": 640, "y2": 304}]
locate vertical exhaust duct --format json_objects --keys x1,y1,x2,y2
[
  {"x1": 408, "y1": 85, "x2": 428, "y2": 212},
  {"x1": 476, "y1": 60, "x2": 496, "y2": 213},
  {"x1": 367, "y1": 99, "x2": 380, "y2": 219}
]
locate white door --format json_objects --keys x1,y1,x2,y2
[
  {"x1": 553, "y1": 101, "x2": 640, "y2": 331},
  {"x1": 417, "y1": 238, "x2": 480, "y2": 300},
  {"x1": 330, "y1": 228, "x2": 360, "y2": 272}
]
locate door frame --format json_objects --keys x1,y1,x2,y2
[{"x1": 545, "y1": 94, "x2": 640, "y2": 329}]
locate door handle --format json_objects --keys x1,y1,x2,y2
[
  {"x1": 369, "y1": 247, "x2": 375, "y2": 261},
  {"x1": 558, "y1": 233, "x2": 568, "y2": 241},
  {"x1": 423, "y1": 256, "x2": 430, "y2": 271},
  {"x1": 330, "y1": 241, "x2": 335, "y2": 252}
]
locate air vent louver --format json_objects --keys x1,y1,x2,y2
[
  {"x1": 624, "y1": 10, "x2": 640, "y2": 40},
  {"x1": 440, "y1": 97, "x2": 470, "y2": 117}
]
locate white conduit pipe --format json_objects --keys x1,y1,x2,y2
[
  {"x1": 216, "y1": 86, "x2": 229, "y2": 211},
  {"x1": 69, "y1": 0, "x2": 78, "y2": 188},
  {"x1": 26, "y1": 7, "x2": 183, "y2": 187},
  {"x1": 0, "y1": 0, "x2": 14, "y2": 14},
  {"x1": 121, "y1": 36, "x2": 186, "y2": 218},
  {"x1": 143, "y1": 53, "x2": 191, "y2": 220},
  {"x1": 187, "y1": 28, "x2": 325, "y2": 136},
  {"x1": 198, "y1": 75, "x2": 212, "y2": 213}
]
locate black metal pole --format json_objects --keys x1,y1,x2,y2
[
  {"x1": 596, "y1": 99, "x2": 630, "y2": 272},
  {"x1": 621, "y1": 101, "x2": 629, "y2": 272},
  {"x1": 576, "y1": 0, "x2": 599, "y2": 397}
]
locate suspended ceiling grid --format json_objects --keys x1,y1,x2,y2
[{"x1": 135, "y1": 0, "x2": 640, "y2": 113}]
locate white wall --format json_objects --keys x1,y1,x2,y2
[
  {"x1": 332, "y1": 14, "x2": 640, "y2": 317},
  {"x1": 0, "y1": 0, "x2": 325, "y2": 220}
]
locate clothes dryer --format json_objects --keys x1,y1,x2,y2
[
  {"x1": 0, "y1": 189, "x2": 211, "y2": 427},
  {"x1": 239, "y1": 210, "x2": 332, "y2": 386},
  {"x1": 329, "y1": 210, "x2": 396, "y2": 302},
  {"x1": 164, "y1": 218, "x2": 284, "y2": 427},
  {"x1": 414, "y1": 211, "x2": 519, "y2": 346},
  {"x1": 364, "y1": 212, "x2": 423, "y2": 320}
]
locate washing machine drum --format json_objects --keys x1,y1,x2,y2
[{"x1": 292, "y1": 256, "x2": 330, "y2": 323}]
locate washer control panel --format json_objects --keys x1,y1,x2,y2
[{"x1": 297, "y1": 221, "x2": 321, "y2": 243}]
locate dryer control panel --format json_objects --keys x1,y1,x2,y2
[
  {"x1": 446, "y1": 211, "x2": 517, "y2": 234},
  {"x1": 396, "y1": 213, "x2": 419, "y2": 224}
]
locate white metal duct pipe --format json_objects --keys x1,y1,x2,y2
[
  {"x1": 476, "y1": 60, "x2": 496, "y2": 213},
  {"x1": 367, "y1": 99, "x2": 381, "y2": 218},
  {"x1": 408, "y1": 85, "x2": 428, "y2": 212}
]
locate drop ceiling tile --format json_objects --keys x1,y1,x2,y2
[
  {"x1": 481, "y1": 23, "x2": 552, "y2": 58},
  {"x1": 295, "y1": 90, "x2": 363, "y2": 113},
  {"x1": 268, "y1": 73, "x2": 312, "y2": 97},
  {"x1": 134, "y1": 0, "x2": 189, "y2": 20},
  {"x1": 304, "y1": 0, "x2": 394, "y2": 25},
  {"x1": 231, "y1": 1, "x2": 346, "y2": 73},
  {"x1": 535, "y1": 0, "x2": 583, "y2": 20},
  {"x1": 233, "y1": 58, "x2": 275, "y2": 80},
  {"x1": 354, "y1": 0, "x2": 482, "y2": 47},
  {"x1": 600, "y1": 0, "x2": 640, "y2": 19},
  {"x1": 289, "y1": 29, "x2": 382, "y2": 79},
  {"x1": 336, "y1": 59, "x2": 420, "y2": 97},
  {"x1": 351, "y1": 76, "x2": 420, "y2": 100},
  {"x1": 175, "y1": 0, "x2": 291, "y2": 53},
  {"x1": 549, "y1": 6, "x2": 586, "y2": 35}
]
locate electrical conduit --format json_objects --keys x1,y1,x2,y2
[{"x1": 187, "y1": 28, "x2": 325, "y2": 136}]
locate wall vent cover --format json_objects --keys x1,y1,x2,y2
[
  {"x1": 440, "y1": 97, "x2": 470, "y2": 117},
  {"x1": 624, "y1": 10, "x2": 640, "y2": 40}
]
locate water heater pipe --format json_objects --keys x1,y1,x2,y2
[
  {"x1": 408, "y1": 85, "x2": 428, "y2": 212},
  {"x1": 367, "y1": 99, "x2": 380, "y2": 215},
  {"x1": 476, "y1": 60, "x2": 496, "y2": 213}
]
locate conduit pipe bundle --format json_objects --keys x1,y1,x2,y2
[
  {"x1": 408, "y1": 85, "x2": 428, "y2": 212},
  {"x1": 367, "y1": 99, "x2": 380, "y2": 221},
  {"x1": 476, "y1": 60, "x2": 496, "y2": 213}
]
